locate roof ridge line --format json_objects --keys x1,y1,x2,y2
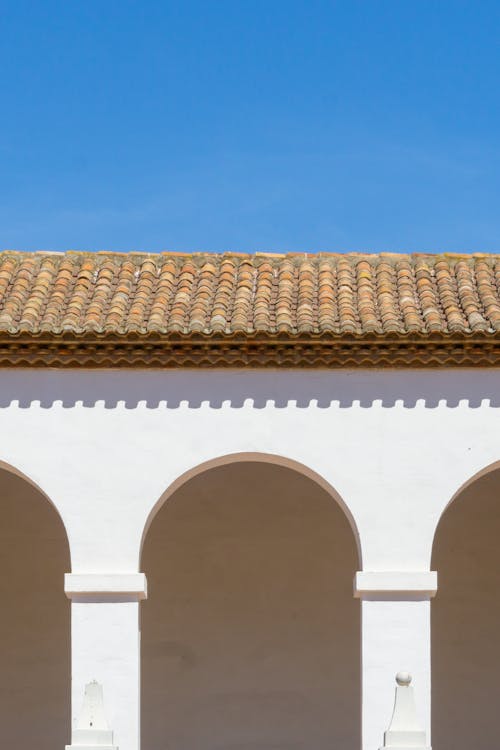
[{"x1": 0, "y1": 249, "x2": 499, "y2": 261}]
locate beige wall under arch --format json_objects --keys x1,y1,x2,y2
[
  {"x1": 0, "y1": 466, "x2": 70, "y2": 750},
  {"x1": 141, "y1": 459, "x2": 360, "y2": 750},
  {"x1": 432, "y1": 466, "x2": 500, "y2": 750}
]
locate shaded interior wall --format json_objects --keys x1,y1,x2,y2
[
  {"x1": 142, "y1": 462, "x2": 360, "y2": 750},
  {"x1": 0, "y1": 469, "x2": 70, "y2": 749},
  {"x1": 432, "y1": 468, "x2": 500, "y2": 750}
]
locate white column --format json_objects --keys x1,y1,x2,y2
[
  {"x1": 354, "y1": 572, "x2": 437, "y2": 750},
  {"x1": 65, "y1": 574, "x2": 148, "y2": 750}
]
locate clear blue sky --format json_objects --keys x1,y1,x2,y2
[{"x1": 2, "y1": 1, "x2": 500, "y2": 254}]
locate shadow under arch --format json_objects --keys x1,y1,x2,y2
[
  {"x1": 432, "y1": 459, "x2": 500, "y2": 750},
  {"x1": 141, "y1": 452, "x2": 361, "y2": 750},
  {"x1": 0, "y1": 457, "x2": 71, "y2": 750},
  {"x1": 140, "y1": 451, "x2": 361, "y2": 567},
  {"x1": 0, "y1": 458, "x2": 72, "y2": 557},
  {"x1": 434, "y1": 458, "x2": 500, "y2": 536}
]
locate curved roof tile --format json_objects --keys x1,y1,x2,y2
[{"x1": 0, "y1": 250, "x2": 499, "y2": 337}]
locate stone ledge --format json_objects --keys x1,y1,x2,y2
[
  {"x1": 65, "y1": 573, "x2": 147, "y2": 601},
  {"x1": 354, "y1": 571, "x2": 438, "y2": 599}
]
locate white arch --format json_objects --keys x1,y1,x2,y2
[
  {"x1": 140, "y1": 451, "x2": 362, "y2": 566},
  {"x1": 0, "y1": 458, "x2": 71, "y2": 564},
  {"x1": 433, "y1": 458, "x2": 500, "y2": 552}
]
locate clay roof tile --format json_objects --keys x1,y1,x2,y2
[{"x1": 0, "y1": 250, "x2": 498, "y2": 339}]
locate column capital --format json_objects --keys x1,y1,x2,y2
[
  {"x1": 354, "y1": 571, "x2": 437, "y2": 600},
  {"x1": 65, "y1": 573, "x2": 148, "y2": 601}
]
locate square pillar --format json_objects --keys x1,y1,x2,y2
[
  {"x1": 354, "y1": 572, "x2": 437, "y2": 750},
  {"x1": 65, "y1": 574, "x2": 148, "y2": 750}
]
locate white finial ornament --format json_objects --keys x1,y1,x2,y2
[
  {"x1": 379, "y1": 672, "x2": 431, "y2": 750},
  {"x1": 396, "y1": 672, "x2": 412, "y2": 687},
  {"x1": 66, "y1": 681, "x2": 118, "y2": 750}
]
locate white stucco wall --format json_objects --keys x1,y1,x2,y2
[{"x1": 0, "y1": 368, "x2": 499, "y2": 750}]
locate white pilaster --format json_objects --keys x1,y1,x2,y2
[
  {"x1": 66, "y1": 573, "x2": 147, "y2": 750},
  {"x1": 354, "y1": 571, "x2": 437, "y2": 750}
]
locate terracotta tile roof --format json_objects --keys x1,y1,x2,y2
[
  {"x1": 0, "y1": 249, "x2": 499, "y2": 336},
  {"x1": 0, "y1": 250, "x2": 500, "y2": 367}
]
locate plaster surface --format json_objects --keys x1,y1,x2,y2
[{"x1": 0, "y1": 368, "x2": 497, "y2": 750}]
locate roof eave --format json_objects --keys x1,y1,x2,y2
[{"x1": 0, "y1": 330, "x2": 498, "y2": 368}]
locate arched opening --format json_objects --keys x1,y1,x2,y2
[
  {"x1": 141, "y1": 459, "x2": 360, "y2": 750},
  {"x1": 432, "y1": 466, "x2": 500, "y2": 749},
  {"x1": 0, "y1": 466, "x2": 70, "y2": 750}
]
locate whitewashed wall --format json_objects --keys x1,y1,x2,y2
[{"x1": 0, "y1": 368, "x2": 499, "y2": 750}]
